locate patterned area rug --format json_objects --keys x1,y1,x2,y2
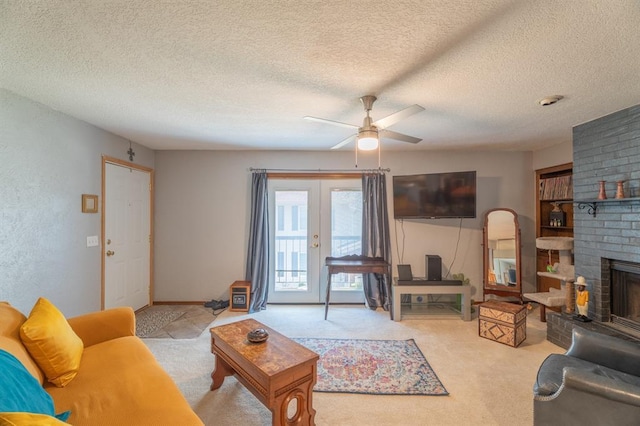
[
  {"x1": 135, "y1": 310, "x2": 185, "y2": 338},
  {"x1": 293, "y1": 338, "x2": 448, "y2": 396}
]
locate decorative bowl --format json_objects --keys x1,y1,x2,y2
[{"x1": 247, "y1": 328, "x2": 269, "y2": 343}]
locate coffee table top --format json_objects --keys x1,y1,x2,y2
[{"x1": 210, "y1": 318, "x2": 318, "y2": 375}]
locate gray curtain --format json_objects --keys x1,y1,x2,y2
[
  {"x1": 245, "y1": 172, "x2": 269, "y2": 313},
  {"x1": 361, "y1": 173, "x2": 392, "y2": 316}
]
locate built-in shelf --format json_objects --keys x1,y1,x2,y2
[
  {"x1": 574, "y1": 197, "x2": 640, "y2": 217},
  {"x1": 536, "y1": 163, "x2": 574, "y2": 294}
]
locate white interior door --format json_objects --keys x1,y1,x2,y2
[
  {"x1": 268, "y1": 179, "x2": 363, "y2": 304},
  {"x1": 104, "y1": 162, "x2": 151, "y2": 311}
]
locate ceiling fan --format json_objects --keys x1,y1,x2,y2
[{"x1": 304, "y1": 95, "x2": 425, "y2": 150}]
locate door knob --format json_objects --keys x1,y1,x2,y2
[
  {"x1": 311, "y1": 243, "x2": 319, "y2": 248},
  {"x1": 106, "y1": 250, "x2": 115, "y2": 257}
]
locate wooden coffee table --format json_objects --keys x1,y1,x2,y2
[{"x1": 210, "y1": 319, "x2": 319, "y2": 425}]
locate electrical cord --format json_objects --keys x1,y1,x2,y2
[
  {"x1": 444, "y1": 218, "x2": 463, "y2": 279},
  {"x1": 394, "y1": 218, "x2": 405, "y2": 264}
]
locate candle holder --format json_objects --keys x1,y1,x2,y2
[
  {"x1": 615, "y1": 180, "x2": 625, "y2": 199},
  {"x1": 597, "y1": 181, "x2": 607, "y2": 200}
]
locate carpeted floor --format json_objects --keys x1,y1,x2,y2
[
  {"x1": 143, "y1": 304, "x2": 563, "y2": 426},
  {"x1": 293, "y1": 337, "x2": 448, "y2": 395}
]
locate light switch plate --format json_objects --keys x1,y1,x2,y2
[{"x1": 86, "y1": 236, "x2": 99, "y2": 247}]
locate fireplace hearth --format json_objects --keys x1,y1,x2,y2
[{"x1": 545, "y1": 258, "x2": 640, "y2": 349}]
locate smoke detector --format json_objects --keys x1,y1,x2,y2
[{"x1": 539, "y1": 95, "x2": 563, "y2": 106}]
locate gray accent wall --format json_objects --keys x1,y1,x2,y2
[
  {"x1": 0, "y1": 89, "x2": 154, "y2": 316},
  {"x1": 572, "y1": 104, "x2": 640, "y2": 322}
]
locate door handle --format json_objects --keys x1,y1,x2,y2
[
  {"x1": 311, "y1": 243, "x2": 319, "y2": 248},
  {"x1": 106, "y1": 250, "x2": 115, "y2": 257}
]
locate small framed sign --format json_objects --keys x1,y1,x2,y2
[{"x1": 82, "y1": 194, "x2": 98, "y2": 213}]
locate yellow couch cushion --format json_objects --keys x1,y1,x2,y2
[
  {"x1": 0, "y1": 413, "x2": 70, "y2": 426},
  {"x1": 45, "y1": 336, "x2": 203, "y2": 426},
  {"x1": 20, "y1": 298, "x2": 83, "y2": 387},
  {"x1": 0, "y1": 302, "x2": 44, "y2": 383}
]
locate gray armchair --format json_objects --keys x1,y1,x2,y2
[{"x1": 534, "y1": 327, "x2": 640, "y2": 425}]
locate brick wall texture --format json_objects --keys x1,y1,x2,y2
[{"x1": 548, "y1": 104, "x2": 640, "y2": 347}]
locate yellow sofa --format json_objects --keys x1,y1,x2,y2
[{"x1": 0, "y1": 301, "x2": 203, "y2": 425}]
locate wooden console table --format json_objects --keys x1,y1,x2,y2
[
  {"x1": 210, "y1": 319, "x2": 319, "y2": 425},
  {"x1": 324, "y1": 255, "x2": 390, "y2": 320},
  {"x1": 392, "y1": 280, "x2": 471, "y2": 322}
]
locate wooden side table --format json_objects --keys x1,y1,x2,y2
[
  {"x1": 324, "y1": 255, "x2": 390, "y2": 320},
  {"x1": 229, "y1": 280, "x2": 251, "y2": 312}
]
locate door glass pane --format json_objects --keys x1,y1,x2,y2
[
  {"x1": 274, "y1": 191, "x2": 308, "y2": 291},
  {"x1": 331, "y1": 189, "x2": 362, "y2": 291}
]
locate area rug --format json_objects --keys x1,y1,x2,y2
[
  {"x1": 135, "y1": 310, "x2": 185, "y2": 337},
  {"x1": 293, "y1": 337, "x2": 448, "y2": 396}
]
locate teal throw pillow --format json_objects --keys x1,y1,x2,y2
[{"x1": 0, "y1": 349, "x2": 70, "y2": 421}]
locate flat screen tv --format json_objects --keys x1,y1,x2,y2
[{"x1": 393, "y1": 171, "x2": 476, "y2": 219}]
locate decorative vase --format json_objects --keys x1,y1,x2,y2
[
  {"x1": 615, "y1": 180, "x2": 625, "y2": 199},
  {"x1": 597, "y1": 181, "x2": 607, "y2": 200}
]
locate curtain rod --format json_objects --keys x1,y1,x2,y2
[{"x1": 249, "y1": 167, "x2": 390, "y2": 173}]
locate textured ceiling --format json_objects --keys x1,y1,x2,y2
[{"x1": 1, "y1": 1, "x2": 639, "y2": 151}]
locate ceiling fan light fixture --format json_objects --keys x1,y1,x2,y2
[{"x1": 357, "y1": 128, "x2": 378, "y2": 150}]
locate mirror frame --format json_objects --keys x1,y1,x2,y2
[{"x1": 482, "y1": 208, "x2": 523, "y2": 302}]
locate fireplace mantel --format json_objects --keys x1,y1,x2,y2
[{"x1": 574, "y1": 197, "x2": 640, "y2": 217}]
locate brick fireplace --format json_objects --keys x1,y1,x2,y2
[
  {"x1": 546, "y1": 104, "x2": 640, "y2": 348},
  {"x1": 607, "y1": 259, "x2": 640, "y2": 331}
]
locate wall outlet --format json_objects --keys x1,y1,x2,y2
[{"x1": 86, "y1": 236, "x2": 99, "y2": 247}]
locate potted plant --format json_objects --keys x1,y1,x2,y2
[{"x1": 452, "y1": 273, "x2": 475, "y2": 314}]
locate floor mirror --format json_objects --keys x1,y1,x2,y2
[{"x1": 482, "y1": 208, "x2": 523, "y2": 302}]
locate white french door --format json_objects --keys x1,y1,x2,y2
[{"x1": 268, "y1": 179, "x2": 364, "y2": 304}]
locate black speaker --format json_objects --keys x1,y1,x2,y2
[{"x1": 425, "y1": 255, "x2": 442, "y2": 281}]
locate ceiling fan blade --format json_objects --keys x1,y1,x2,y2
[
  {"x1": 330, "y1": 134, "x2": 356, "y2": 150},
  {"x1": 304, "y1": 116, "x2": 358, "y2": 130},
  {"x1": 373, "y1": 104, "x2": 425, "y2": 129},
  {"x1": 380, "y1": 129, "x2": 422, "y2": 144}
]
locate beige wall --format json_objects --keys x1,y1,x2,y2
[
  {"x1": 154, "y1": 149, "x2": 537, "y2": 303},
  {"x1": 0, "y1": 89, "x2": 154, "y2": 316},
  {"x1": 3, "y1": 88, "x2": 572, "y2": 313},
  {"x1": 532, "y1": 140, "x2": 573, "y2": 170}
]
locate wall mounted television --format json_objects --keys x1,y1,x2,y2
[{"x1": 392, "y1": 171, "x2": 477, "y2": 219}]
